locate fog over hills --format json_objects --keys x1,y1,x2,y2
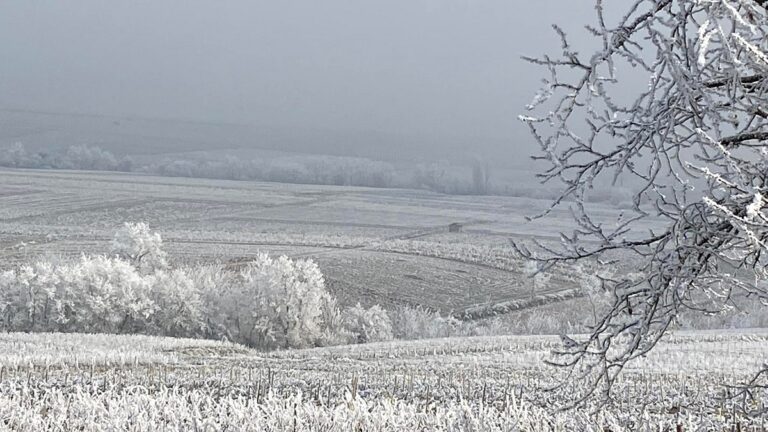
[
  {"x1": 0, "y1": 108, "x2": 521, "y2": 166},
  {"x1": 0, "y1": 0, "x2": 599, "y2": 166}
]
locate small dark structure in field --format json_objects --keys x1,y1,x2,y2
[{"x1": 448, "y1": 223, "x2": 462, "y2": 233}]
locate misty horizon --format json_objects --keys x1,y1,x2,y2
[{"x1": 0, "y1": 1, "x2": 596, "y2": 162}]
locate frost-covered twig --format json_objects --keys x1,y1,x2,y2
[{"x1": 519, "y1": 0, "x2": 768, "y2": 409}]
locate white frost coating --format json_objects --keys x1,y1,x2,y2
[
  {"x1": 733, "y1": 33, "x2": 768, "y2": 66},
  {"x1": 697, "y1": 19, "x2": 714, "y2": 67},
  {"x1": 517, "y1": 114, "x2": 539, "y2": 123},
  {"x1": 111, "y1": 222, "x2": 168, "y2": 274},
  {"x1": 747, "y1": 192, "x2": 764, "y2": 221},
  {"x1": 519, "y1": 0, "x2": 768, "y2": 404}
]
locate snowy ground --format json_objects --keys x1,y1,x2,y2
[
  {"x1": 0, "y1": 170, "x2": 760, "y2": 429},
  {"x1": 0, "y1": 330, "x2": 765, "y2": 430},
  {"x1": 0, "y1": 168, "x2": 659, "y2": 314}
]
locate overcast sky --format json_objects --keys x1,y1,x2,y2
[{"x1": 0, "y1": 1, "x2": 597, "y2": 156}]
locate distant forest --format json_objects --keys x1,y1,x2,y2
[{"x1": 0, "y1": 142, "x2": 634, "y2": 205}]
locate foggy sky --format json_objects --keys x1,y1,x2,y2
[{"x1": 0, "y1": 1, "x2": 596, "y2": 157}]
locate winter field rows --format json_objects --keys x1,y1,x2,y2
[
  {"x1": 0, "y1": 168, "x2": 655, "y2": 314},
  {"x1": 9, "y1": 168, "x2": 756, "y2": 431},
  {"x1": 0, "y1": 330, "x2": 765, "y2": 430}
]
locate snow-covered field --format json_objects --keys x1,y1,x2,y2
[
  {"x1": 0, "y1": 168, "x2": 653, "y2": 314},
  {"x1": 0, "y1": 330, "x2": 765, "y2": 430},
  {"x1": 0, "y1": 169, "x2": 764, "y2": 430}
]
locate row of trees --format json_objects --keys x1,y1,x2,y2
[
  {"x1": 0, "y1": 223, "x2": 394, "y2": 349},
  {"x1": 0, "y1": 143, "x2": 397, "y2": 189},
  {"x1": 0, "y1": 223, "x2": 626, "y2": 349},
  {"x1": 150, "y1": 155, "x2": 397, "y2": 189},
  {"x1": 0, "y1": 143, "x2": 128, "y2": 172},
  {"x1": 0, "y1": 142, "x2": 643, "y2": 201}
]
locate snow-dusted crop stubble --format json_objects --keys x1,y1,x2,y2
[{"x1": 0, "y1": 331, "x2": 766, "y2": 430}]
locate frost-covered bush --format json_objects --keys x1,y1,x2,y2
[
  {"x1": 212, "y1": 254, "x2": 336, "y2": 349},
  {"x1": 386, "y1": 304, "x2": 571, "y2": 340},
  {"x1": 193, "y1": 257, "x2": 352, "y2": 349},
  {"x1": 111, "y1": 222, "x2": 168, "y2": 274},
  {"x1": 317, "y1": 294, "x2": 355, "y2": 346},
  {"x1": 0, "y1": 256, "x2": 155, "y2": 334},
  {"x1": 62, "y1": 256, "x2": 155, "y2": 334},
  {"x1": 0, "y1": 225, "x2": 194, "y2": 336},
  {"x1": 342, "y1": 303, "x2": 393, "y2": 343},
  {"x1": 186, "y1": 264, "x2": 236, "y2": 340},
  {"x1": 0, "y1": 244, "x2": 351, "y2": 349},
  {"x1": 0, "y1": 223, "x2": 408, "y2": 349},
  {"x1": 149, "y1": 269, "x2": 204, "y2": 337}
]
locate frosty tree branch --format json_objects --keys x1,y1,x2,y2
[{"x1": 518, "y1": 0, "x2": 768, "y2": 409}]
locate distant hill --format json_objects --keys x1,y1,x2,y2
[{"x1": 0, "y1": 108, "x2": 524, "y2": 168}]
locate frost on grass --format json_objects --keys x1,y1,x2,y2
[{"x1": 0, "y1": 331, "x2": 766, "y2": 430}]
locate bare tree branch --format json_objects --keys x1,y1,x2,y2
[{"x1": 520, "y1": 0, "x2": 768, "y2": 410}]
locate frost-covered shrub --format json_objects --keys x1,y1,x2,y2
[
  {"x1": 193, "y1": 257, "x2": 350, "y2": 349},
  {"x1": 317, "y1": 294, "x2": 355, "y2": 346},
  {"x1": 111, "y1": 222, "x2": 168, "y2": 274},
  {"x1": 186, "y1": 264, "x2": 236, "y2": 340},
  {"x1": 61, "y1": 256, "x2": 155, "y2": 334},
  {"x1": 0, "y1": 223, "x2": 406, "y2": 349},
  {"x1": 0, "y1": 256, "x2": 209, "y2": 337},
  {"x1": 342, "y1": 303, "x2": 393, "y2": 343},
  {"x1": 149, "y1": 269, "x2": 204, "y2": 337},
  {"x1": 0, "y1": 257, "x2": 155, "y2": 334},
  {"x1": 213, "y1": 254, "x2": 335, "y2": 349}
]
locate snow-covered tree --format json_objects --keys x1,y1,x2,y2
[
  {"x1": 0, "y1": 256, "x2": 155, "y2": 334},
  {"x1": 60, "y1": 256, "x2": 155, "y2": 333},
  {"x1": 111, "y1": 222, "x2": 168, "y2": 274},
  {"x1": 519, "y1": 0, "x2": 768, "y2": 405},
  {"x1": 0, "y1": 223, "x2": 394, "y2": 349},
  {"x1": 187, "y1": 264, "x2": 236, "y2": 340},
  {"x1": 215, "y1": 253, "x2": 334, "y2": 349},
  {"x1": 0, "y1": 263, "x2": 58, "y2": 331},
  {"x1": 149, "y1": 269, "x2": 204, "y2": 337}
]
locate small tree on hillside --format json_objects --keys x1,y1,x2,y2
[
  {"x1": 111, "y1": 222, "x2": 168, "y2": 274},
  {"x1": 519, "y1": 0, "x2": 768, "y2": 406}
]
